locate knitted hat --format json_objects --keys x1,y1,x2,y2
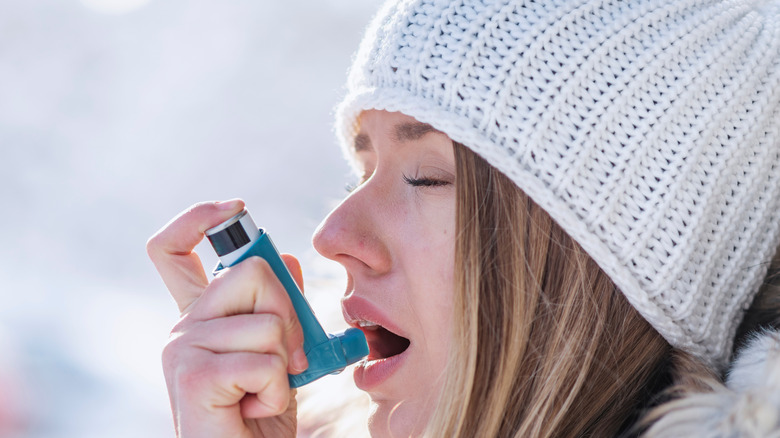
[{"x1": 336, "y1": 0, "x2": 780, "y2": 368}]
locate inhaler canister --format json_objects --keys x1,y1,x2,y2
[{"x1": 204, "y1": 209, "x2": 260, "y2": 267}]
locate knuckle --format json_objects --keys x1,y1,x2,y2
[
  {"x1": 273, "y1": 300, "x2": 299, "y2": 336},
  {"x1": 162, "y1": 330, "x2": 188, "y2": 368},
  {"x1": 145, "y1": 233, "x2": 163, "y2": 258},
  {"x1": 279, "y1": 316, "x2": 299, "y2": 344},
  {"x1": 283, "y1": 305, "x2": 299, "y2": 330},
  {"x1": 175, "y1": 360, "x2": 213, "y2": 396},
  {"x1": 258, "y1": 356, "x2": 290, "y2": 415},
  {"x1": 207, "y1": 269, "x2": 229, "y2": 288},
  {"x1": 188, "y1": 201, "x2": 212, "y2": 212},
  {"x1": 213, "y1": 256, "x2": 272, "y2": 288},
  {"x1": 161, "y1": 340, "x2": 180, "y2": 369},
  {"x1": 239, "y1": 257, "x2": 278, "y2": 298},
  {"x1": 169, "y1": 313, "x2": 193, "y2": 334},
  {"x1": 264, "y1": 392, "x2": 289, "y2": 416},
  {"x1": 161, "y1": 316, "x2": 198, "y2": 367},
  {"x1": 242, "y1": 257, "x2": 273, "y2": 280},
  {"x1": 260, "y1": 314, "x2": 285, "y2": 344},
  {"x1": 264, "y1": 353, "x2": 287, "y2": 376},
  {"x1": 164, "y1": 345, "x2": 221, "y2": 396},
  {"x1": 162, "y1": 341, "x2": 199, "y2": 390}
]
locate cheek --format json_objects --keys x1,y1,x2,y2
[
  {"x1": 418, "y1": 196, "x2": 456, "y2": 312},
  {"x1": 415, "y1": 216, "x2": 456, "y2": 366},
  {"x1": 394, "y1": 192, "x2": 456, "y2": 358}
]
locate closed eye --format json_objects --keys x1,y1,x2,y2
[{"x1": 402, "y1": 174, "x2": 451, "y2": 187}]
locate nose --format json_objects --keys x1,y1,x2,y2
[{"x1": 312, "y1": 183, "x2": 393, "y2": 275}]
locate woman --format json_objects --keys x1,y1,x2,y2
[{"x1": 148, "y1": 0, "x2": 780, "y2": 436}]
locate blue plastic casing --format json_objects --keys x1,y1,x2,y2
[{"x1": 213, "y1": 229, "x2": 368, "y2": 388}]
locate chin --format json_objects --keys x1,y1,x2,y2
[{"x1": 366, "y1": 398, "x2": 431, "y2": 438}]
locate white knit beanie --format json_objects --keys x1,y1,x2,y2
[{"x1": 336, "y1": 0, "x2": 780, "y2": 369}]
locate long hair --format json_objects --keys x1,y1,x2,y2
[{"x1": 425, "y1": 144, "x2": 673, "y2": 437}]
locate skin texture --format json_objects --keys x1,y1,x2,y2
[
  {"x1": 313, "y1": 110, "x2": 457, "y2": 437},
  {"x1": 150, "y1": 110, "x2": 457, "y2": 437}
]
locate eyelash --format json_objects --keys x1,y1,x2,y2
[
  {"x1": 345, "y1": 174, "x2": 450, "y2": 193},
  {"x1": 402, "y1": 174, "x2": 450, "y2": 187}
]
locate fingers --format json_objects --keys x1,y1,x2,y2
[
  {"x1": 176, "y1": 313, "x2": 307, "y2": 374},
  {"x1": 240, "y1": 386, "x2": 297, "y2": 420},
  {"x1": 190, "y1": 257, "x2": 293, "y2": 320},
  {"x1": 164, "y1": 316, "x2": 294, "y2": 421},
  {"x1": 184, "y1": 314, "x2": 287, "y2": 358},
  {"x1": 163, "y1": 308, "x2": 302, "y2": 436},
  {"x1": 147, "y1": 199, "x2": 245, "y2": 313},
  {"x1": 187, "y1": 257, "x2": 308, "y2": 373},
  {"x1": 170, "y1": 350, "x2": 292, "y2": 437},
  {"x1": 155, "y1": 202, "x2": 308, "y2": 436},
  {"x1": 208, "y1": 353, "x2": 290, "y2": 414},
  {"x1": 281, "y1": 253, "x2": 304, "y2": 294},
  {"x1": 212, "y1": 353, "x2": 291, "y2": 417}
]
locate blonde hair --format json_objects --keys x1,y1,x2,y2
[{"x1": 425, "y1": 144, "x2": 673, "y2": 437}]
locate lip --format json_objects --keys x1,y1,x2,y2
[{"x1": 342, "y1": 295, "x2": 410, "y2": 391}]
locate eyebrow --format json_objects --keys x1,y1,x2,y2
[
  {"x1": 354, "y1": 132, "x2": 371, "y2": 152},
  {"x1": 352, "y1": 122, "x2": 442, "y2": 152},
  {"x1": 394, "y1": 122, "x2": 440, "y2": 142}
]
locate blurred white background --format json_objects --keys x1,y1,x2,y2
[{"x1": 0, "y1": 0, "x2": 383, "y2": 436}]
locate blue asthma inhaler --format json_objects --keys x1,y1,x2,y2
[{"x1": 205, "y1": 208, "x2": 369, "y2": 388}]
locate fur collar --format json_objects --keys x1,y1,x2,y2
[{"x1": 643, "y1": 329, "x2": 780, "y2": 437}]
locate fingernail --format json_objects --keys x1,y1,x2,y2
[
  {"x1": 292, "y1": 346, "x2": 308, "y2": 373},
  {"x1": 216, "y1": 198, "x2": 243, "y2": 210}
]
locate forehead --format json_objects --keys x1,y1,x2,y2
[{"x1": 352, "y1": 110, "x2": 443, "y2": 153}]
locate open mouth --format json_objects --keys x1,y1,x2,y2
[{"x1": 357, "y1": 321, "x2": 411, "y2": 360}]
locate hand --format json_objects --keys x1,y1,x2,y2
[{"x1": 147, "y1": 200, "x2": 308, "y2": 438}]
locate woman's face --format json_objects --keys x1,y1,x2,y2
[{"x1": 313, "y1": 110, "x2": 456, "y2": 437}]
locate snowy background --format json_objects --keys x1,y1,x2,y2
[{"x1": 0, "y1": 0, "x2": 382, "y2": 436}]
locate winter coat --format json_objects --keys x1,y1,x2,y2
[
  {"x1": 644, "y1": 329, "x2": 780, "y2": 437},
  {"x1": 641, "y1": 266, "x2": 780, "y2": 438}
]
